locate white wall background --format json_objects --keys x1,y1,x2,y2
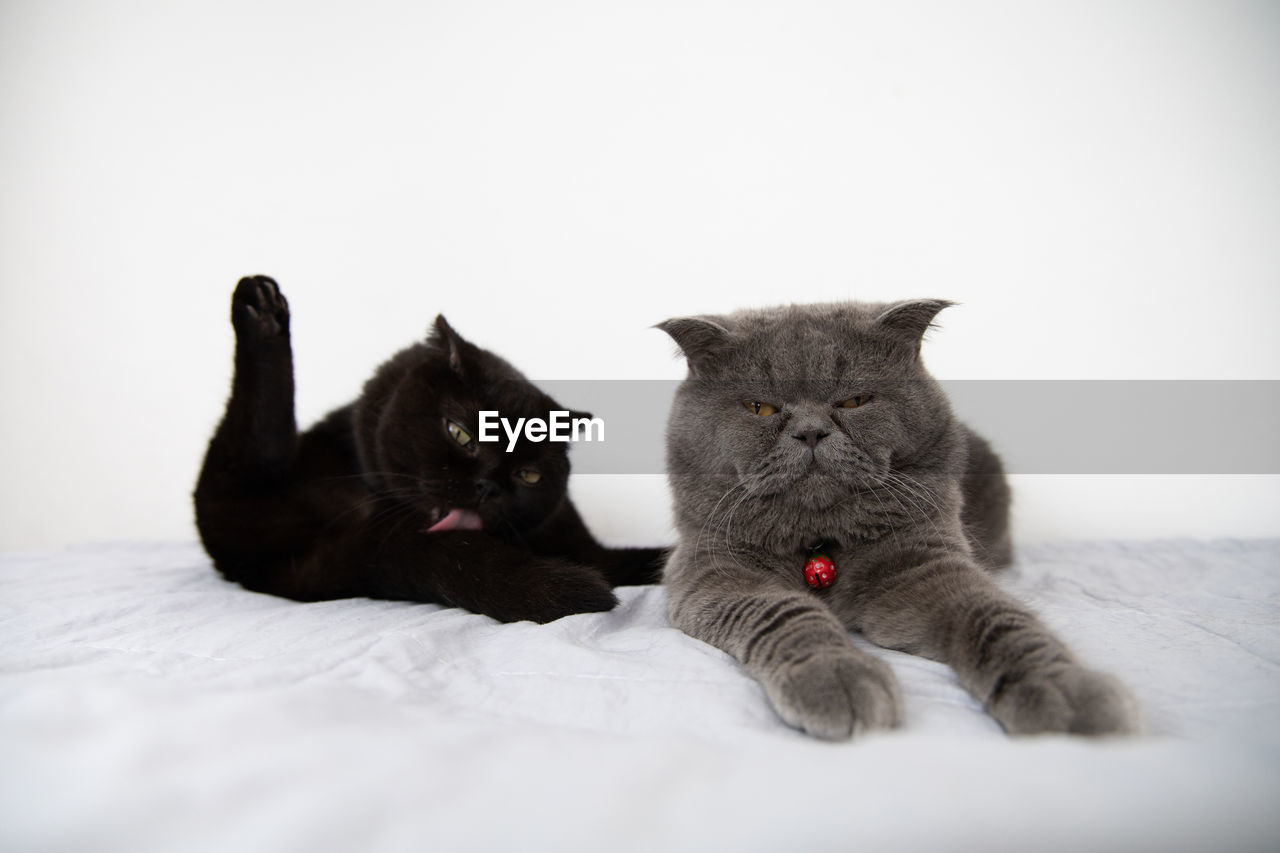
[{"x1": 1, "y1": 0, "x2": 1277, "y2": 551}]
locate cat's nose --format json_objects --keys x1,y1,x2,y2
[
  {"x1": 792, "y1": 428, "x2": 829, "y2": 449},
  {"x1": 474, "y1": 479, "x2": 501, "y2": 502}
]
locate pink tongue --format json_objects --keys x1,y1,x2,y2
[{"x1": 426, "y1": 508, "x2": 484, "y2": 533}]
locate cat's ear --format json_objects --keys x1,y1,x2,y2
[
  {"x1": 655, "y1": 316, "x2": 731, "y2": 376},
  {"x1": 432, "y1": 314, "x2": 467, "y2": 375},
  {"x1": 873, "y1": 299, "x2": 954, "y2": 349}
]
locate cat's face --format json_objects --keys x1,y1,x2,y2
[
  {"x1": 661, "y1": 300, "x2": 959, "y2": 521},
  {"x1": 363, "y1": 317, "x2": 572, "y2": 537}
]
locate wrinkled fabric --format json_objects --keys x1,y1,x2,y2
[{"x1": 2, "y1": 539, "x2": 1278, "y2": 853}]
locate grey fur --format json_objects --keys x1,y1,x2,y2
[{"x1": 658, "y1": 300, "x2": 1140, "y2": 739}]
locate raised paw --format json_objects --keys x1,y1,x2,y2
[
  {"x1": 764, "y1": 649, "x2": 903, "y2": 740},
  {"x1": 988, "y1": 664, "x2": 1141, "y2": 736},
  {"x1": 231, "y1": 275, "x2": 290, "y2": 341}
]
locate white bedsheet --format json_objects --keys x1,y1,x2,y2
[{"x1": 3, "y1": 539, "x2": 1279, "y2": 853}]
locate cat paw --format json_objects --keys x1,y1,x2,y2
[
  {"x1": 988, "y1": 665, "x2": 1141, "y2": 736},
  {"x1": 517, "y1": 559, "x2": 618, "y2": 624},
  {"x1": 231, "y1": 275, "x2": 290, "y2": 341},
  {"x1": 765, "y1": 649, "x2": 903, "y2": 740}
]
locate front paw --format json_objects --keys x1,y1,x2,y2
[
  {"x1": 764, "y1": 649, "x2": 903, "y2": 740},
  {"x1": 988, "y1": 665, "x2": 1141, "y2": 736},
  {"x1": 231, "y1": 275, "x2": 290, "y2": 341},
  {"x1": 518, "y1": 559, "x2": 617, "y2": 624}
]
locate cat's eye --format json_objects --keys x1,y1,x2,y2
[
  {"x1": 743, "y1": 401, "x2": 777, "y2": 417},
  {"x1": 516, "y1": 469, "x2": 542, "y2": 485},
  {"x1": 840, "y1": 395, "x2": 873, "y2": 409},
  {"x1": 446, "y1": 420, "x2": 473, "y2": 446}
]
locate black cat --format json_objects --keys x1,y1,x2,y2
[{"x1": 194, "y1": 276, "x2": 664, "y2": 623}]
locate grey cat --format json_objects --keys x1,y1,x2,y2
[{"x1": 658, "y1": 300, "x2": 1140, "y2": 739}]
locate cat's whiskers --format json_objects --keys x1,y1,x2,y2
[
  {"x1": 717, "y1": 483, "x2": 761, "y2": 576},
  {"x1": 860, "y1": 483, "x2": 905, "y2": 553},
  {"x1": 867, "y1": 477, "x2": 918, "y2": 526},
  {"x1": 694, "y1": 478, "x2": 751, "y2": 580},
  {"x1": 366, "y1": 497, "x2": 423, "y2": 531},
  {"x1": 874, "y1": 473, "x2": 944, "y2": 549},
  {"x1": 879, "y1": 471, "x2": 950, "y2": 547},
  {"x1": 882, "y1": 470, "x2": 945, "y2": 523},
  {"x1": 374, "y1": 499, "x2": 428, "y2": 550},
  {"x1": 708, "y1": 477, "x2": 771, "y2": 578},
  {"x1": 322, "y1": 489, "x2": 411, "y2": 528}
]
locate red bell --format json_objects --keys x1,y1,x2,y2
[{"x1": 804, "y1": 554, "x2": 836, "y2": 589}]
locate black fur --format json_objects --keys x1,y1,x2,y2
[{"x1": 194, "y1": 276, "x2": 664, "y2": 623}]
